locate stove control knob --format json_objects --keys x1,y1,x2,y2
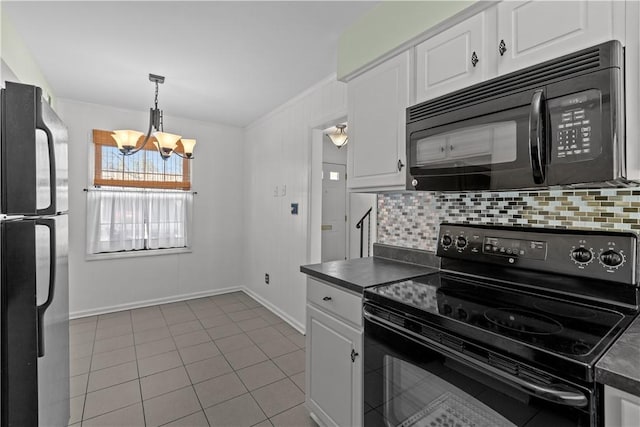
[
  {"x1": 456, "y1": 236, "x2": 467, "y2": 249},
  {"x1": 600, "y1": 250, "x2": 624, "y2": 267},
  {"x1": 441, "y1": 235, "x2": 453, "y2": 248},
  {"x1": 571, "y1": 247, "x2": 593, "y2": 264},
  {"x1": 442, "y1": 304, "x2": 452, "y2": 315},
  {"x1": 457, "y1": 308, "x2": 468, "y2": 321}
]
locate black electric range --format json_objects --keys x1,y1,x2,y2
[{"x1": 362, "y1": 224, "x2": 639, "y2": 426}]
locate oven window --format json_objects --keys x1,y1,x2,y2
[
  {"x1": 364, "y1": 320, "x2": 591, "y2": 427},
  {"x1": 412, "y1": 121, "x2": 517, "y2": 168}
]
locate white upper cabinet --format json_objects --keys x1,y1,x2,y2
[
  {"x1": 347, "y1": 51, "x2": 410, "y2": 191},
  {"x1": 497, "y1": 1, "x2": 616, "y2": 75},
  {"x1": 415, "y1": 11, "x2": 489, "y2": 103}
]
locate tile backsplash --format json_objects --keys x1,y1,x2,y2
[{"x1": 378, "y1": 189, "x2": 640, "y2": 252}]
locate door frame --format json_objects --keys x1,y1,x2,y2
[{"x1": 306, "y1": 110, "x2": 348, "y2": 265}]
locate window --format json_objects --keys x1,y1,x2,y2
[
  {"x1": 93, "y1": 129, "x2": 191, "y2": 190},
  {"x1": 87, "y1": 130, "x2": 193, "y2": 255}
]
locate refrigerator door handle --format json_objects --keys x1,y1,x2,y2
[
  {"x1": 36, "y1": 218, "x2": 56, "y2": 357},
  {"x1": 35, "y1": 100, "x2": 57, "y2": 216}
]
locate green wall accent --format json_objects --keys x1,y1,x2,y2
[
  {"x1": 338, "y1": 1, "x2": 474, "y2": 80},
  {"x1": 1, "y1": 10, "x2": 56, "y2": 107}
]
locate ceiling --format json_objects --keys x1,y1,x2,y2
[{"x1": 3, "y1": 1, "x2": 377, "y2": 127}]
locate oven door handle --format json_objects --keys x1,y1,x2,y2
[{"x1": 363, "y1": 308, "x2": 589, "y2": 408}]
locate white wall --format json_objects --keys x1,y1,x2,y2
[
  {"x1": 243, "y1": 75, "x2": 348, "y2": 331},
  {"x1": 57, "y1": 99, "x2": 244, "y2": 317}
]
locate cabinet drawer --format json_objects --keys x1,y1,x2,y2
[{"x1": 307, "y1": 278, "x2": 362, "y2": 327}]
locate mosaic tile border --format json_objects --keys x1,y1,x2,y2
[{"x1": 377, "y1": 189, "x2": 640, "y2": 252}]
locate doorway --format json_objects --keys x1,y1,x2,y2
[{"x1": 308, "y1": 115, "x2": 377, "y2": 265}]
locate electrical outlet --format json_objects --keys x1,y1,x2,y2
[{"x1": 265, "y1": 273, "x2": 270, "y2": 284}]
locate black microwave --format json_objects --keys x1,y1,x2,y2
[{"x1": 406, "y1": 40, "x2": 625, "y2": 191}]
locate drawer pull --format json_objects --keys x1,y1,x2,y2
[{"x1": 322, "y1": 296, "x2": 332, "y2": 301}]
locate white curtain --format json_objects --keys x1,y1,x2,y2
[
  {"x1": 147, "y1": 191, "x2": 192, "y2": 249},
  {"x1": 87, "y1": 189, "x2": 193, "y2": 254}
]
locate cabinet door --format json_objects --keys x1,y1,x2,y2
[
  {"x1": 604, "y1": 385, "x2": 640, "y2": 427},
  {"x1": 415, "y1": 12, "x2": 488, "y2": 103},
  {"x1": 347, "y1": 51, "x2": 409, "y2": 191},
  {"x1": 306, "y1": 304, "x2": 362, "y2": 427},
  {"x1": 497, "y1": 0, "x2": 614, "y2": 75}
]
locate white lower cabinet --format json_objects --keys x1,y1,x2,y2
[
  {"x1": 305, "y1": 278, "x2": 363, "y2": 427},
  {"x1": 604, "y1": 385, "x2": 640, "y2": 427}
]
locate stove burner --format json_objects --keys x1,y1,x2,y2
[
  {"x1": 570, "y1": 341, "x2": 592, "y2": 356},
  {"x1": 532, "y1": 300, "x2": 598, "y2": 320},
  {"x1": 484, "y1": 308, "x2": 563, "y2": 335}
]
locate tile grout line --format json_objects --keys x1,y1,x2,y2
[
  {"x1": 189, "y1": 295, "x2": 246, "y2": 425},
  {"x1": 127, "y1": 308, "x2": 148, "y2": 427},
  {"x1": 76, "y1": 318, "x2": 97, "y2": 425},
  {"x1": 168, "y1": 296, "x2": 215, "y2": 426}
]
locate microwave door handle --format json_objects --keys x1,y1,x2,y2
[{"x1": 529, "y1": 90, "x2": 546, "y2": 184}]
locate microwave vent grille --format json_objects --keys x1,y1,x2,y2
[{"x1": 408, "y1": 47, "x2": 602, "y2": 123}]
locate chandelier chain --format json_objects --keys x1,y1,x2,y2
[{"x1": 154, "y1": 81, "x2": 159, "y2": 112}]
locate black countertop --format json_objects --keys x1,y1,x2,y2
[
  {"x1": 301, "y1": 257, "x2": 437, "y2": 294},
  {"x1": 300, "y1": 244, "x2": 439, "y2": 294},
  {"x1": 596, "y1": 314, "x2": 640, "y2": 396}
]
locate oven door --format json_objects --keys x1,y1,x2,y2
[
  {"x1": 363, "y1": 305, "x2": 595, "y2": 427},
  {"x1": 407, "y1": 88, "x2": 547, "y2": 191}
]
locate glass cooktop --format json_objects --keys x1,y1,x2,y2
[{"x1": 367, "y1": 273, "x2": 625, "y2": 360}]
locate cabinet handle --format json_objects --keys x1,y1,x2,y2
[
  {"x1": 397, "y1": 159, "x2": 405, "y2": 172},
  {"x1": 471, "y1": 51, "x2": 479, "y2": 67},
  {"x1": 499, "y1": 40, "x2": 507, "y2": 56},
  {"x1": 351, "y1": 349, "x2": 359, "y2": 362},
  {"x1": 322, "y1": 296, "x2": 332, "y2": 301},
  {"x1": 449, "y1": 145, "x2": 454, "y2": 151}
]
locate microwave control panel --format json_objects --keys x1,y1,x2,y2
[{"x1": 548, "y1": 89, "x2": 602, "y2": 163}]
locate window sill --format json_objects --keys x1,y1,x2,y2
[{"x1": 85, "y1": 247, "x2": 192, "y2": 262}]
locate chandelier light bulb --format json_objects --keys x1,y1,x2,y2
[
  {"x1": 180, "y1": 139, "x2": 197, "y2": 159},
  {"x1": 112, "y1": 130, "x2": 144, "y2": 154}
]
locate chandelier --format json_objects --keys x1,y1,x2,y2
[
  {"x1": 111, "y1": 74, "x2": 196, "y2": 160},
  {"x1": 327, "y1": 124, "x2": 348, "y2": 148}
]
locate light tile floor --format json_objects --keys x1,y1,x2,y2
[{"x1": 69, "y1": 291, "x2": 316, "y2": 427}]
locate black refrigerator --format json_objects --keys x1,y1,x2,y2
[{"x1": 1, "y1": 82, "x2": 69, "y2": 426}]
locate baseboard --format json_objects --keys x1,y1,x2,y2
[
  {"x1": 241, "y1": 288, "x2": 306, "y2": 334},
  {"x1": 69, "y1": 286, "x2": 307, "y2": 335},
  {"x1": 69, "y1": 286, "x2": 243, "y2": 319}
]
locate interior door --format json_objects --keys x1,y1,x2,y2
[{"x1": 322, "y1": 163, "x2": 347, "y2": 262}]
